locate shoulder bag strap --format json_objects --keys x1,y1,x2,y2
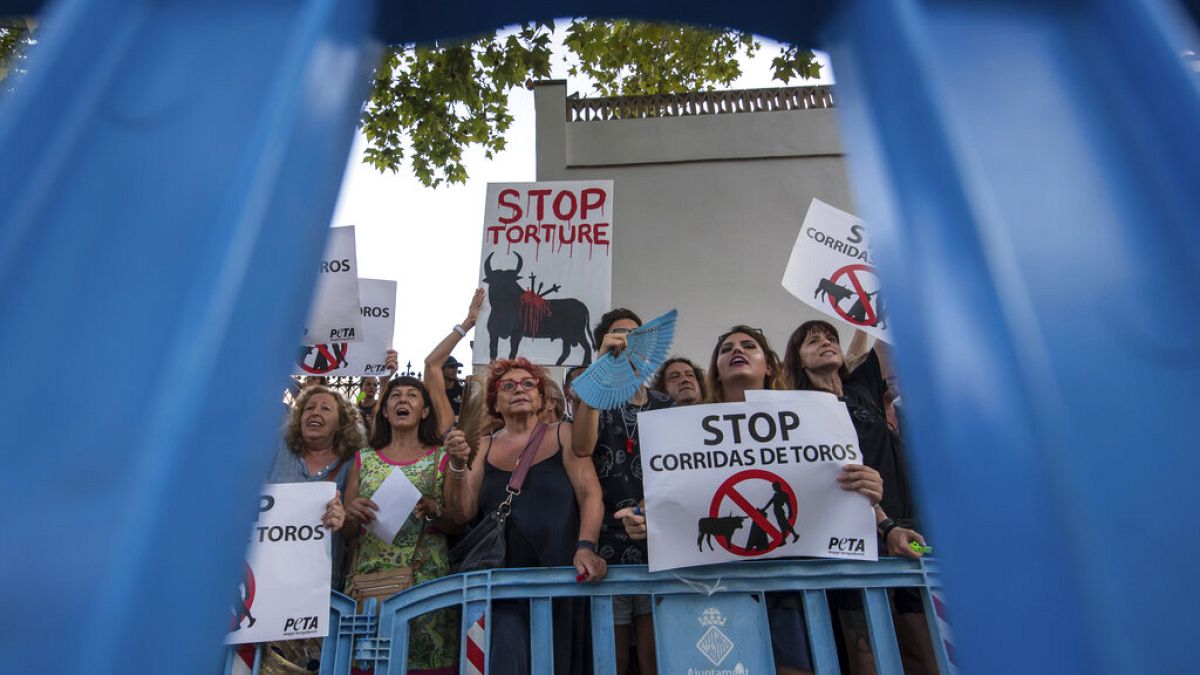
[{"x1": 506, "y1": 422, "x2": 549, "y2": 493}]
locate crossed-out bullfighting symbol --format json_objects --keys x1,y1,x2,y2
[
  {"x1": 298, "y1": 342, "x2": 350, "y2": 374},
  {"x1": 813, "y1": 263, "x2": 887, "y2": 329},
  {"x1": 699, "y1": 469, "x2": 799, "y2": 557}
]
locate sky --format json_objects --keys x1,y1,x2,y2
[{"x1": 326, "y1": 22, "x2": 833, "y2": 375}]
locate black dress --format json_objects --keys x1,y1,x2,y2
[{"x1": 478, "y1": 424, "x2": 592, "y2": 675}]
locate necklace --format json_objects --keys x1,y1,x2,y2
[{"x1": 621, "y1": 398, "x2": 649, "y2": 455}]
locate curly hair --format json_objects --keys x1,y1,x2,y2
[
  {"x1": 285, "y1": 386, "x2": 365, "y2": 460},
  {"x1": 653, "y1": 356, "x2": 707, "y2": 400},
  {"x1": 592, "y1": 308, "x2": 642, "y2": 351},
  {"x1": 784, "y1": 320, "x2": 850, "y2": 392},
  {"x1": 705, "y1": 325, "x2": 789, "y2": 403},
  {"x1": 485, "y1": 357, "x2": 550, "y2": 419},
  {"x1": 370, "y1": 376, "x2": 442, "y2": 449}
]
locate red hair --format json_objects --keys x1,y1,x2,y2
[{"x1": 485, "y1": 357, "x2": 550, "y2": 419}]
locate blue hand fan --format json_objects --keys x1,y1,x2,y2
[{"x1": 572, "y1": 309, "x2": 678, "y2": 410}]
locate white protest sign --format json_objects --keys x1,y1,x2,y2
[
  {"x1": 303, "y1": 226, "x2": 362, "y2": 345},
  {"x1": 475, "y1": 180, "x2": 613, "y2": 367},
  {"x1": 639, "y1": 395, "x2": 877, "y2": 573},
  {"x1": 365, "y1": 468, "x2": 422, "y2": 546},
  {"x1": 295, "y1": 278, "x2": 396, "y2": 377},
  {"x1": 226, "y1": 482, "x2": 335, "y2": 645},
  {"x1": 782, "y1": 199, "x2": 891, "y2": 342}
]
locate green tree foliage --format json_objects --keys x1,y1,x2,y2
[
  {"x1": 0, "y1": 20, "x2": 36, "y2": 87},
  {"x1": 365, "y1": 19, "x2": 819, "y2": 187},
  {"x1": 2, "y1": 18, "x2": 819, "y2": 187}
]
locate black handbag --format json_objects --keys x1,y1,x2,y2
[{"x1": 451, "y1": 422, "x2": 549, "y2": 573}]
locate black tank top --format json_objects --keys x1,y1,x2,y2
[{"x1": 479, "y1": 423, "x2": 580, "y2": 568}]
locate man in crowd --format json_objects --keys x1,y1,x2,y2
[
  {"x1": 573, "y1": 308, "x2": 673, "y2": 675},
  {"x1": 443, "y1": 356, "x2": 465, "y2": 416},
  {"x1": 653, "y1": 357, "x2": 706, "y2": 405}
]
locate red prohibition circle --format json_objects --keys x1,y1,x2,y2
[
  {"x1": 708, "y1": 469, "x2": 798, "y2": 557},
  {"x1": 242, "y1": 561, "x2": 256, "y2": 610},
  {"x1": 299, "y1": 343, "x2": 349, "y2": 374},
  {"x1": 828, "y1": 263, "x2": 880, "y2": 327}
]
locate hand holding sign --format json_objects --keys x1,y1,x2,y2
[
  {"x1": 639, "y1": 395, "x2": 878, "y2": 573},
  {"x1": 782, "y1": 200, "x2": 892, "y2": 343},
  {"x1": 837, "y1": 464, "x2": 883, "y2": 505}
]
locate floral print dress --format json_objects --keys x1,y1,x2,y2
[{"x1": 351, "y1": 447, "x2": 458, "y2": 675}]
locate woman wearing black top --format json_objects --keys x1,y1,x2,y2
[{"x1": 784, "y1": 320, "x2": 937, "y2": 675}]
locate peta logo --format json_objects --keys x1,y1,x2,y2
[
  {"x1": 283, "y1": 616, "x2": 320, "y2": 634},
  {"x1": 828, "y1": 537, "x2": 866, "y2": 555}
]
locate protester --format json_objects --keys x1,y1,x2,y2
[
  {"x1": 562, "y1": 365, "x2": 587, "y2": 420},
  {"x1": 540, "y1": 379, "x2": 567, "y2": 424},
  {"x1": 443, "y1": 356, "x2": 466, "y2": 417},
  {"x1": 342, "y1": 375, "x2": 461, "y2": 674},
  {"x1": 356, "y1": 350, "x2": 399, "y2": 437},
  {"x1": 783, "y1": 321, "x2": 936, "y2": 674},
  {"x1": 616, "y1": 325, "x2": 886, "y2": 675},
  {"x1": 653, "y1": 356, "x2": 706, "y2": 405},
  {"x1": 302, "y1": 376, "x2": 328, "y2": 389},
  {"x1": 444, "y1": 356, "x2": 606, "y2": 675},
  {"x1": 259, "y1": 388, "x2": 359, "y2": 675},
  {"x1": 270, "y1": 386, "x2": 357, "y2": 586},
  {"x1": 572, "y1": 308, "x2": 673, "y2": 675}
]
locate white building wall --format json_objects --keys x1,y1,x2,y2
[{"x1": 534, "y1": 81, "x2": 861, "y2": 372}]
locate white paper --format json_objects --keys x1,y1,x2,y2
[
  {"x1": 303, "y1": 226, "x2": 363, "y2": 345},
  {"x1": 639, "y1": 396, "x2": 877, "y2": 573},
  {"x1": 226, "y1": 482, "x2": 335, "y2": 644},
  {"x1": 365, "y1": 468, "x2": 422, "y2": 545},
  {"x1": 781, "y1": 199, "x2": 891, "y2": 343},
  {"x1": 295, "y1": 278, "x2": 396, "y2": 377},
  {"x1": 474, "y1": 180, "x2": 613, "y2": 366}
]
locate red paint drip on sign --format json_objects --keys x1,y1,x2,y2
[{"x1": 520, "y1": 290, "x2": 552, "y2": 336}]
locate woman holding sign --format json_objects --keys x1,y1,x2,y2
[
  {"x1": 271, "y1": 386, "x2": 360, "y2": 586},
  {"x1": 342, "y1": 375, "x2": 461, "y2": 675},
  {"x1": 784, "y1": 320, "x2": 938, "y2": 674},
  {"x1": 697, "y1": 325, "x2": 885, "y2": 675}
]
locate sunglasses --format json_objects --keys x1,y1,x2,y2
[{"x1": 496, "y1": 377, "x2": 540, "y2": 393}]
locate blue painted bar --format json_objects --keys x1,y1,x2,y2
[
  {"x1": 920, "y1": 588, "x2": 955, "y2": 675},
  {"x1": 530, "y1": 597, "x2": 555, "y2": 675},
  {"x1": 591, "y1": 595, "x2": 618, "y2": 675},
  {"x1": 822, "y1": 0, "x2": 1200, "y2": 672},
  {"x1": 803, "y1": 589, "x2": 839, "y2": 675},
  {"x1": 0, "y1": 0, "x2": 381, "y2": 673},
  {"x1": 862, "y1": 589, "x2": 903, "y2": 674}
]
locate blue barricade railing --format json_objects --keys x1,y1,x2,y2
[{"x1": 225, "y1": 558, "x2": 952, "y2": 675}]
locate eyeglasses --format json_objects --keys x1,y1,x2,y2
[
  {"x1": 609, "y1": 327, "x2": 634, "y2": 335},
  {"x1": 496, "y1": 377, "x2": 540, "y2": 393}
]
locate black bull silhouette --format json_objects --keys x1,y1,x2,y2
[
  {"x1": 697, "y1": 515, "x2": 746, "y2": 551},
  {"x1": 482, "y1": 252, "x2": 595, "y2": 365}
]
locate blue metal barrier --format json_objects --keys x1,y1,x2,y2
[
  {"x1": 224, "y1": 558, "x2": 951, "y2": 675},
  {"x1": 7, "y1": 1, "x2": 1198, "y2": 674}
]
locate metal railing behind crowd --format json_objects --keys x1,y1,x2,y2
[
  {"x1": 566, "y1": 85, "x2": 837, "y2": 122},
  {"x1": 225, "y1": 558, "x2": 953, "y2": 675}
]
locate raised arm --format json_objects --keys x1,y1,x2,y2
[
  {"x1": 425, "y1": 288, "x2": 484, "y2": 436},
  {"x1": 570, "y1": 330, "x2": 627, "y2": 457},
  {"x1": 844, "y1": 329, "x2": 872, "y2": 373}
]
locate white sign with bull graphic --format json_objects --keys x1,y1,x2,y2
[
  {"x1": 294, "y1": 278, "x2": 396, "y2": 378},
  {"x1": 638, "y1": 394, "x2": 877, "y2": 573},
  {"x1": 473, "y1": 180, "x2": 613, "y2": 367},
  {"x1": 782, "y1": 199, "x2": 892, "y2": 343}
]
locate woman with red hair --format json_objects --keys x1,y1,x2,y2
[{"x1": 443, "y1": 356, "x2": 605, "y2": 675}]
